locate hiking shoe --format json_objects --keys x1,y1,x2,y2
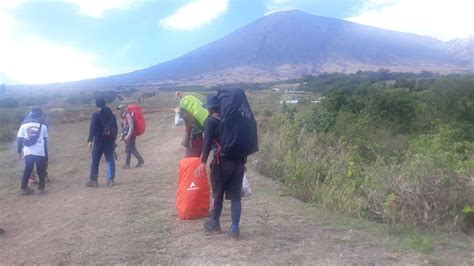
[
  {"x1": 227, "y1": 228, "x2": 240, "y2": 240},
  {"x1": 136, "y1": 161, "x2": 145, "y2": 168},
  {"x1": 85, "y1": 180, "x2": 99, "y2": 187},
  {"x1": 20, "y1": 187, "x2": 34, "y2": 195},
  {"x1": 122, "y1": 164, "x2": 130, "y2": 169},
  {"x1": 203, "y1": 219, "x2": 221, "y2": 234},
  {"x1": 106, "y1": 180, "x2": 115, "y2": 187}
]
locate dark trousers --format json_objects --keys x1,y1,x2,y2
[
  {"x1": 21, "y1": 155, "x2": 46, "y2": 189},
  {"x1": 210, "y1": 157, "x2": 245, "y2": 230},
  {"x1": 125, "y1": 137, "x2": 144, "y2": 165},
  {"x1": 90, "y1": 142, "x2": 115, "y2": 180}
]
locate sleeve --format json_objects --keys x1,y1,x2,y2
[
  {"x1": 125, "y1": 113, "x2": 134, "y2": 139},
  {"x1": 88, "y1": 113, "x2": 97, "y2": 143},
  {"x1": 43, "y1": 125, "x2": 48, "y2": 158},
  {"x1": 200, "y1": 117, "x2": 215, "y2": 164},
  {"x1": 43, "y1": 125, "x2": 48, "y2": 139},
  {"x1": 17, "y1": 125, "x2": 26, "y2": 138},
  {"x1": 17, "y1": 137, "x2": 24, "y2": 154}
]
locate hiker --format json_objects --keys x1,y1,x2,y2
[
  {"x1": 194, "y1": 94, "x2": 242, "y2": 239},
  {"x1": 22, "y1": 111, "x2": 50, "y2": 184},
  {"x1": 177, "y1": 108, "x2": 204, "y2": 158},
  {"x1": 17, "y1": 108, "x2": 49, "y2": 195},
  {"x1": 86, "y1": 98, "x2": 118, "y2": 187},
  {"x1": 117, "y1": 104, "x2": 145, "y2": 168},
  {"x1": 175, "y1": 91, "x2": 183, "y2": 101}
]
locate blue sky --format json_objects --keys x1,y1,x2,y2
[{"x1": 1, "y1": 0, "x2": 473, "y2": 85}]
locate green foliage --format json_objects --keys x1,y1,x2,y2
[
  {"x1": 0, "y1": 98, "x2": 20, "y2": 108},
  {"x1": 0, "y1": 109, "x2": 26, "y2": 142},
  {"x1": 256, "y1": 74, "x2": 474, "y2": 231}
]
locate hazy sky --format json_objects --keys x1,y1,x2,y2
[{"x1": 1, "y1": 0, "x2": 473, "y2": 85}]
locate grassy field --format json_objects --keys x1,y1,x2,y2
[{"x1": 0, "y1": 90, "x2": 472, "y2": 264}]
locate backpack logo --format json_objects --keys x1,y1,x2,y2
[{"x1": 187, "y1": 182, "x2": 199, "y2": 191}]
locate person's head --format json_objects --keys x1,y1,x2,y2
[
  {"x1": 175, "y1": 91, "x2": 183, "y2": 99},
  {"x1": 30, "y1": 108, "x2": 43, "y2": 119},
  {"x1": 95, "y1": 98, "x2": 106, "y2": 110},
  {"x1": 202, "y1": 93, "x2": 219, "y2": 115},
  {"x1": 116, "y1": 104, "x2": 126, "y2": 116}
]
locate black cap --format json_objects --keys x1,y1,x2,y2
[
  {"x1": 202, "y1": 93, "x2": 219, "y2": 109},
  {"x1": 95, "y1": 98, "x2": 106, "y2": 108}
]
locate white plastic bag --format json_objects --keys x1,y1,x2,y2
[
  {"x1": 242, "y1": 174, "x2": 251, "y2": 197},
  {"x1": 174, "y1": 112, "x2": 184, "y2": 126}
]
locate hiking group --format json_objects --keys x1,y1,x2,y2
[{"x1": 15, "y1": 87, "x2": 258, "y2": 239}]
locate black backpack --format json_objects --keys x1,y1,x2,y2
[
  {"x1": 217, "y1": 87, "x2": 258, "y2": 158},
  {"x1": 100, "y1": 109, "x2": 118, "y2": 140}
]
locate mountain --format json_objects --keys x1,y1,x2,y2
[{"x1": 58, "y1": 10, "x2": 474, "y2": 88}]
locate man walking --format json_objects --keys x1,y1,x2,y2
[
  {"x1": 86, "y1": 98, "x2": 118, "y2": 187},
  {"x1": 117, "y1": 104, "x2": 145, "y2": 168},
  {"x1": 17, "y1": 108, "x2": 49, "y2": 195},
  {"x1": 195, "y1": 94, "x2": 245, "y2": 239}
]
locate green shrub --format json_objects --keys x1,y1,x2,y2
[{"x1": 0, "y1": 98, "x2": 20, "y2": 108}]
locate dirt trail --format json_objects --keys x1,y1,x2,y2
[{"x1": 0, "y1": 112, "x2": 470, "y2": 265}]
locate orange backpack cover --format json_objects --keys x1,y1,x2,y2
[
  {"x1": 176, "y1": 157, "x2": 210, "y2": 220},
  {"x1": 127, "y1": 104, "x2": 146, "y2": 136}
]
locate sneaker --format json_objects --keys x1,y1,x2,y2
[
  {"x1": 203, "y1": 219, "x2": 221, "y2": 234},
  {"x1": 122, "y1": 164, "x2": 130, "y2": 169},
  {"x1": 0, "y1": 228, "x2": 5, "y2": 235},
  {"x1": 106, "y1": 179, "x2": 115, "y2": 187},
  {"x1": 38, "y1": 188, "x2": 46, "y2": 194},
  {"x1": 85, "y1": 180, "x2": 99, "y2": 187},
  {"x1": 20, "y1": 187, "x2": 34, "y2": 195},
  {"x1": 227, "y1": 228, "x2": 240, "y2": 240},
  {"x1": 136, "y1": 161, "x2": 145, "y2": 168}
]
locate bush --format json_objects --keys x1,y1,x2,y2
[
  {"x1": 255, "y1": 76, "x2": 474, "y2": 230},
  {"x1": 0, "y1": 98, "x2": 19, "y2": 108}
]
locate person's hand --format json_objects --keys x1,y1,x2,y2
[
  {"x1": 194, "y1": 163, "x2": 207, "y2": 177},
  {"x1": 120, "y1": 135, "x2": 124, "y2": 141},
  {"x1": 88, "y1": 142, "x2": 93, "y2": 152},
  {"x1": 17, "y1": 153, "x2": 22, "y2": 161}
]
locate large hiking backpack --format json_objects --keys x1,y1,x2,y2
[
  {"x1": 127, "y1": 105, "x2": 146, "y2": 136},
  {"x1": 217, "y1": 87, "x2": 258, "y2": 157},
  {"x1": 180, "y1": 95, "x2": 208, "y2": 128},
  {"x1": 176, "y1": 157, "x2": 210, "y2": 219}
]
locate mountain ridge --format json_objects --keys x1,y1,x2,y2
[{"x1": 18, "y1": 10, "x2": 474, "y2": 88}]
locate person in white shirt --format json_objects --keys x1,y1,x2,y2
[{"x1": 16, "y1": 108, "x2": 48, "y2": 195}]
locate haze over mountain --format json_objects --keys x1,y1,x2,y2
[{"x1": 39, "y1": 10, "x2": 474, "y2": 88}]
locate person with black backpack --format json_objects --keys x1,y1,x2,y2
[
  {"x1": 17, "y1": 108, "x2": 49, "y2": 195},
  {"x1": 86, "y1": 98, "x2": 118, "y2": 187},
  {"x1": 196, "y1": 88, "x2": 258, "y2": 240}
]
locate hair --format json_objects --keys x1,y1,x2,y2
[
  {"x1": 31, "y1": 108, "x2": 43, "y2": 119},
  {"x1": 95, "y1": 98, "x2": 106, "y2": 108}
]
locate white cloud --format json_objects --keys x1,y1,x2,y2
[
  {"x1": 266, "y1": 0, "x2": 296, "y2": 15},
  {"x1": 346, "y1": 0, "x2": 474, "y2": 41},
  {"x1": 0, "y1": 2, "x2": 110, "y2": 84},
  {"x1": 160, "y1": 0, "x2": 229, "y2": 30},
  {"x1": 64, "y1": 0, "x2": 135, "y2": 18}
]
